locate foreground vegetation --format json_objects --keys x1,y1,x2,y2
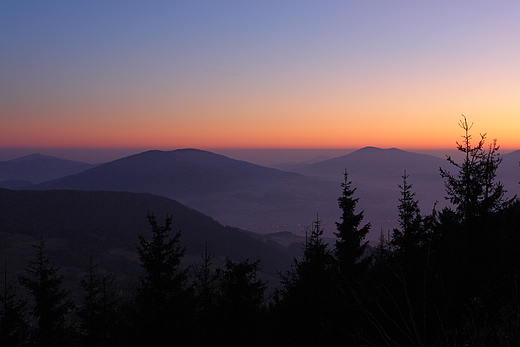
[{"x1": 3, "y1": 117, "x2": 520, "y2": 346}]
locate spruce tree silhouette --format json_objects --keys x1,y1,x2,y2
[
  {"x1": 217, "y1": 257, "x2": 266, "y2": 347},
  {"x1": 0, "y1": 261, "x2": 29, "y2": 346},
  {"x1": 334, "y1": 170, "x2": 370, "y2": 280},
  {"x1": 276, "y1": 216, "x2": 338, "y2": 346},
  {"x1": 440, "y1": 115, "x2": 512, "y2": 221},
  {"x1": 134, "y1": 213, "x2": 190, "y2": 346},
  {"x1": 428, "y1": 116, "x2": 518, "y2": 344},
  {"x1": 18, "y1": 238, "x2": 73, "y2": 347},
  {"x1": 391, "y1": 172, "x2": 425, "y2": 260},
  {"x1": 77, "y1": 256, "x2": 118, "y2": 346},
  {"x1": 191, "y1": 242, "x2": 221, "y2": 346}
]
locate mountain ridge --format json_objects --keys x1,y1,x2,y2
[
  {"x1": 0, "y1": 188, "x2": 294, "y2": 292},
  {"x1": 7, "y1": 147, "x2": 520, "y2": 242},
  {"x1": 0, "y1": 153, "x2": 96, "y2": 184},
  {"x1": 30, "y1": 149, "x2": 339, "y2": 236}
]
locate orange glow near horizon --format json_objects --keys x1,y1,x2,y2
[
  {"x1": 2, "y1": 3, "x2": 520, "y2": 153},
  {"x1": 2, "y1": 122, "x2": 519, "y2": 152},
  {"x1": 2, "y1": 108, "x2": 520, "y2": 151},
  {"x1": 4, "y1": 70, "x2": 519, "y2": 151}
]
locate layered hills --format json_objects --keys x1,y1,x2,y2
[
  {"x1": 4, "y1": 147, "x2": 519, "y2": 242},
  {"x1": 32, "y1": 149, "x2": 339, "y2": 236}
]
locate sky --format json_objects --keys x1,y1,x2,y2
[{"x1": 2, "y1": 1, "x2": 520, "y2": 162}]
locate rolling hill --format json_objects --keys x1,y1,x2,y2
[
  {"x1": 12, "y1": 147, "x2": 519, "y2": 243},
  {"x1": 498, "y1": 150, "x2": 520, "y2": 196},
  {"x1": 0, "y1": 153, "x2": 95, "y2": 185},
  {"x1": 32, "y1": 149, "x2": 340, "y2": 236},
  {"x1": 275, "y1": 147, "x2": 451, "y2": 237},
  {"x1": 282, "y1": 147, "x2": 520, "y2": 233}
]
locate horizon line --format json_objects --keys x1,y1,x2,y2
[{"x1": 1, "y1": 146, "x2": 518, "y2": 165}]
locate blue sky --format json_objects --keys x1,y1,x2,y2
[{"x1": 2, "y1": 1, "x2": 520, "y2": 160}]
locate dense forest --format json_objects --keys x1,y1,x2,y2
[{"x1": 3, "y1": 118, "x2": 520, "y2": 346}]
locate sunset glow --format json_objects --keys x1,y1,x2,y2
[{"x1": 2, "y1": 2, "x2": 520, "y2": 156}]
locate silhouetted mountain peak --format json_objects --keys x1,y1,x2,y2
[
  {"x1": 8, "y1": 153, "x2": 63, "y2": 162},
  {"x1": 109, "y1": 148, "x2": 240, "y2": 166},
  {"x1": 316, "y1": 147, "x2": 445, "y2": 168},
  {"x1": 0, "y1": 153, "x2": 95, "y2": 184},
  {"x1": 358, "y1": 146, "x2": 382, "y2": 151},
  {"x1": 30, "y1": 148, "x2": 336, "y2": 235},
  {"x1": 353, "y1": 146, "x2": 420, "y2": 156},
  {"x1": 33, "y1": 148, "x2": 309, "y2": 199},
  {"x1": 357, "y1": 146, "x2": 401, "y2": 152}
]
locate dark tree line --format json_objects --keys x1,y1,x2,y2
[{"x1": 3, "y1": 116, "x2": 520, "y2": 346}]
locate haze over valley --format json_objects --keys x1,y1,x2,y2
[{"x1": 3, "y1": 146, "x2": 520, "y2": 243}]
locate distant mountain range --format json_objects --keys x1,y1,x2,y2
[
  {"x1": 288, "y1": 147, "x2": 520, "y2": 235},
  {"x1": 3, "y1": 147, "x2": 519, "y2": 242},
  {"x1": 28, "y1": 149, "x2": 339, "y2": 237}
]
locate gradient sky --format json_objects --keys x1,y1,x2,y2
[{"x1": 2, "y1": 1, "x2": 520, "y2": 153}]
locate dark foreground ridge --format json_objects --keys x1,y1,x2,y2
[{"x1": 0, "y1": 188, "x2": 291, "y2": 283}]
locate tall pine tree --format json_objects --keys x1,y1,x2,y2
[
  {"x1": 18, "y1": 238, "x2": 73, "y2": 347},
  {"x1": 334, "y1": 170, "x2": 370, "y2": 280},
  {"x1": 77, "y1": 256, "x2": 118, "y2": 347},
  {"x1": 191, "y1": 243, "x2": 221, "y2": 346},
  {"x1": 134, "y1": 213, "x2": 190, "y2": 346},
  {"x1": 439, "y1": 115, "x2": 512, "y2": 221},
  {"x1": 391, "y1": 171, "x2": 424, "y2": 258},
  {"x1": 276, "y1": 216, "x2": 338, "y2": 345},
  {"x1": 1, "y1": 261, "x2": 29, "y2": 346},
  {"x1": 432, "y1": 116, "x2": 516, "y2": 344}
]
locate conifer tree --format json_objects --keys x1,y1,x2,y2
[
  {"x1": 334, "y1": 170, "x2": 370, "y2": 279},
  {"x1": 278, "y1": 216, "x2": 335, "y2": 301},
  {"x1": 193, "y1": 242, "x2": 219, "y2": 317},
  {"x1": 134, "y1": 213, "x2": 190, "y2": 346},
  {"x1": 391, "y1": 172, "x2": 424, "y2": 256},
  {"x1": 18, "y1": 238, "x2": 73, "y2": 347},
  {"x1": 372, "y1": 228, "x2": 392, "y2": 273},
  {"x1": 219, "y1": 258, "x2": 266, "y2": 316},
  {"x1": 437, "y1": 116, "x2": 513, "y2": 284},
  {"x1": 331, "y1": 171, "x2": 373, "y2": 344},
  {"x1": 439, "y1": 115, "x2": 512, "y2": 221},
  {"x1": 432, "y1": 117, "x2": 516, "y2": 343},
  {"x1": 276, "y1": 216, "x2": 337, "y2": 345},
  {"x1": 191, "y1": 242, "x2": 221, "y2": 346},
  {"x1": 217, "y1": 257, "x2": 267, "y2": 346},
  {"x1": 77, "y1": 256, "x2": 118, "y2": 346},
  {"x1": 0, "y1": 261, "x2": 29, "y2": 346}
]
